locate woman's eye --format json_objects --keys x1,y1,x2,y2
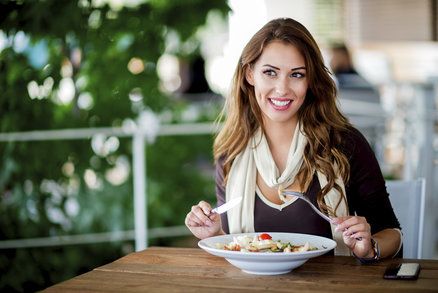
[
  {"x1": 291, "y1": 72, "x2": 305, "y2": 78},
  {"x1": 263, "y1": 69, "x2": 276, "y2": 77}
]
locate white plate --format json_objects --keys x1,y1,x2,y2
[{"x1": 198, "y1": 232, "x2": 336, "y2": 275}]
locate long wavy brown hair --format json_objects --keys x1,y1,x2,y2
[{"x1": 213, "y1": 18, "x2": 352, "y2": 216}]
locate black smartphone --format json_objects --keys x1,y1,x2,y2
[{"x1": 383, "y1": 263, "x2": 421, "y2": 280}]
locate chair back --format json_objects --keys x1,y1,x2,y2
[{"x1": 386, "y1": 178, "x2": 426, "y2": 259}]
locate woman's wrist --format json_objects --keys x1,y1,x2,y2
[
  {"x1": 364, "y1": 239, "x2": 378, "y2": 258},
  {"x1": 354, "y1": 238, "x2": 380, "y2": 264}
]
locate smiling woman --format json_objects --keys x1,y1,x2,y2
[
  {"x1": 245, "y1": 41, "x2": 308, "y2": 127},
  {"x1": 185, "y1": 17, "x2": 402, "y2": 263}
]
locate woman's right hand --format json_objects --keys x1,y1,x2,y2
[{"x1": 184, "y1": 200, "x2": 224, "y2": 239}]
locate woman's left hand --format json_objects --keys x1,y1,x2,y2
[{"x1": 332, "y1": 216, "x2": 374, "y2": 258}]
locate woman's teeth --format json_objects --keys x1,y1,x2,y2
[{"x1": 270, "y1": 99, "x2": 291, "y2": 107}]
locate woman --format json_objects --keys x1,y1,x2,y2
[{"x1": 185, "y1": 18, "x2": 401, "y2": 261}]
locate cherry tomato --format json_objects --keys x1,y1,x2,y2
[{"x1": 259, "y1": 233, "x2": 272, "y2": 240}]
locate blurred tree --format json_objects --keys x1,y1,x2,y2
[{"x1": 0, "y1": 0, "x2": 228, "y2": 291}]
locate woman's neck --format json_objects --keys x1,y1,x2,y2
[
  {"x1": 264, "y1": 118, "x2": 297, "y2": 145},
  {"x1": 263, "y1": 119, "x2": 298, "y2": 173}
]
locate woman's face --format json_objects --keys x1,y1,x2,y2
[{"x1": 246, "y1": 41, "x2": 308, "y2": 127}]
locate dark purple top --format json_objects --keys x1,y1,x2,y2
[{"x1": 215, "y1": 127, "x2": 400, "y2": 238}]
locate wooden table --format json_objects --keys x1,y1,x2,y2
[{"x1": 43, "y1": 247, "x2": 438, "y2": 292}]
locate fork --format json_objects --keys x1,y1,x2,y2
[
  {"x1": 282, "y1": 190, "x2": 332, "y2": 223},
  {"x1": 282, "y1": 190, "x2": 363, "y2": 241}
]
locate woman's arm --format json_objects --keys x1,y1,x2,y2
[
  {"x1": 372, "y1": 228, "x2": 401, "y2": 258},
  {"x1": 184, "y1": 159, "x2": 228, "y2": 240},
  {"x1": 342, "y1": 128, "x2": 402, "y2": 259},
  {"x1": 215, "y1": 157, "x2": 230, "y2": 234}
]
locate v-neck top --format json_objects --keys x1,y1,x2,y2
[
  {"x1": 215, "y1": 127, "x2": 400, "y2": 239},
  {"x1": 254, "y1": 174, "x2": 333, "y2": 239}
]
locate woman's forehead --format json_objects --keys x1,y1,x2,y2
[{"x1": 255, "y1": 41, "x2": 306, "y2": 68}]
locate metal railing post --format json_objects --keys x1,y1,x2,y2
[{"x1": 133, "y1": 130, "x2": 147, "y2": 251}]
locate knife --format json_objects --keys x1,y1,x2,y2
[{"x1": 211, "y1": 196, "x2": 242, "y2": 214}]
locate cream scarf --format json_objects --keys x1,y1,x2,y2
[{"x1": 226, "y1": 124, "x2": 350, "y2": 255}]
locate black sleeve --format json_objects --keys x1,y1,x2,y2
[
  {"x1": 344, "y1": 128, "x2": 401, "y2": 234},
  {"x1": 215, "y1": 157, "x2": 229, "y2": 233}
]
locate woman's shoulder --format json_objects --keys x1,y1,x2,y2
[
  {"x1": 342, "y1": 125, "x2": 368, "y2": 141},
  {"x1": 339, "y1": 126, "x2": 373, "y2": 158}
]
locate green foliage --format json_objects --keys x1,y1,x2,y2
[
  {"x1": 0, "y1": 0, "x2": 229, "y2": 291},
  {"x1": 147, "y1": 134, "x2": 217, "y2": 229}
]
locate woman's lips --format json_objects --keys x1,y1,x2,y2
[{"x1": 268, "y1": 98, "x2": 292, "y2": 111}]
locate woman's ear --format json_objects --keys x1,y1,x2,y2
[{"x1": 245, "y1": 66, "x2": 255, "y2": 86}]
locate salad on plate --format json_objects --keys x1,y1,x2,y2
[{"x1": 216, "y1": 233, "x2": 318, "y2": 253}]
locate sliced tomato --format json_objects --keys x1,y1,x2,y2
[{"x1": 259, "y1": 233, "x2": 272, "y2": 240}]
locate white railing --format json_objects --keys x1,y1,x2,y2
[
  {"x1": 0, "y1": 122, "x2": 217, "y2": 251},
  {"x1": 0, "y1": 226, "x2": 189, "y2": 249}
]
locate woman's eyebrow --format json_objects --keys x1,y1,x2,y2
[
  {"x1": 262, "y1": 64, "x2": 280, "y2": 70},
  {"x1": 262, "y1": 64, "x2": 306, "y2": 71}
]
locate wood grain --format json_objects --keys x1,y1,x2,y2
[{"x1": 43, "y1": 247, "x2": 438, "y2": 293}]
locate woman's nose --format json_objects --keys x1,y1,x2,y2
[{"x1": 274, "y1": 77, "x2": 289, "y2": 96}]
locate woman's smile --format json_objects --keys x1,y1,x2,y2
[{"x1": 268, "y1": 98, "x2": 292, "y2": 110}]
